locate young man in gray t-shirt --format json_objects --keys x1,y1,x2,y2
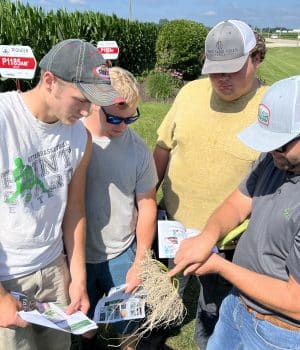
[{"x1": 82, "y1": 67, "x2": 157, "y2": 350}]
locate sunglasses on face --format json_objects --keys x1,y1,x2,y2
[
  {"x1": 102, "y1": 107, "x2": 140, "y2": 125},
  {"x1": 276, "y1": 136, "x2": 300, "y2": 153}
]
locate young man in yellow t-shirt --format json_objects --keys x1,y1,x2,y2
[{"x1": 153, "y1": 20, "x2": 268, "y2": 350}]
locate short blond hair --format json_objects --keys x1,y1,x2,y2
[{"x1": 109, "y1": 67, "x2": 140, "y2": 107}]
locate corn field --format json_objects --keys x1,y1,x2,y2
[{"x1": 0, "y1": 0, "x2": 159, "y2": 91}]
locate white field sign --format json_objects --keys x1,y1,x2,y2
[
  {"x1": 0, "y1": 45, "x2": 37, "y2": 79},
  {"x1": 97, "y1": 41, "x2": 119, "y2": 60}
]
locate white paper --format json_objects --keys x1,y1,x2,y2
[
  {"x1": 19, "y1": 302, "x2": 98, "y2": 335},
  {"x1": 93, "y1": 284, "x2": 145, "y2": 324},
  {"x1": 158, "y1": 220, "x2": 218, "y2": 258}
]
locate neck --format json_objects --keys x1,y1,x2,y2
[
  {"x1": 84, "y1": 112, "x2": 107, "y2": 138},
  {"x1": 21, "y1": 87, "x2": 58, "y2": 124},
  {"x1": 251, "y1": 77, "x2": 261, "y2": 91}
]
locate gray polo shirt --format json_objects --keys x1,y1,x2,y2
[{"x1": 234, "y1": 153, "x2": 300, "y2": 326}]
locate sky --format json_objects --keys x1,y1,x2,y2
[{"x1": 18, "y1": 0, "x2": 300, "y2": 29}]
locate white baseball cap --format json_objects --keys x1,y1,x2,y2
[
  {"x1": 202, "y1": 20, "x2": 256, "y2": 75},
  {"x1": 238, "y1": 76, "x2": 300, "y2": 152}
]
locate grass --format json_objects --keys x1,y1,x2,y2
[
  {"x1": 72, "y1": 47, "x2": 299, "y2": 350},
  {"x1": 257, "y1": 47, "x2": 300, "y2": 85},
  {"x1": 132, "y1": 102, "x2": 171, "y2": 150},
  {"x1": 166, "y1": 276, "x2": 200, "y2": 350}
]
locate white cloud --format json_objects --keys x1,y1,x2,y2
[
  {"x1": 68, "y1": 0, "x2": 86, "y2": 4},
  {"x1": 204, "y1": 10, "x2": 216, "y2": 16}
]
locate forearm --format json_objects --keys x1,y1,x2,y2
[
  {"x1": 215, "y1": 255, "x2": 300, "y2": 320},
  {"x1": 125, "y1": 189, "x2": 157, "y2": 292},
  {"x1": 201, "y1": 189, "x2": 252, "y2": 246},
  {"x1": 134, "y1": 193, "x2": 157, "y2": 263},
  {"x1": 63, "y1": 210, "x2": 86, "y2": 285},
  {"x1": 62, "y1": 132, "x2": 91, "y2": 286},
  {"x1": 153, "y1": 145, "x2": 170, "y2": 190}
]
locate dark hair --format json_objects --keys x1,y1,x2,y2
[{"x1": 250, "y1": 31, "x2": 267, "y2": 62}]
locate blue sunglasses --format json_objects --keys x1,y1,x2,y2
[{"x1": 102, "y1": 107, "x2": 140, "y2": 125}]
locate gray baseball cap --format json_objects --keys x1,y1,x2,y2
[
  {"x1": 39, "y1": 39, "x2": 124, "y2": 106},
  {"x1": 202, "y1": 20, "x2": 256, "y2": 75},
  {"x1": 238, "y1": 76, "x2": 300, "y2": 152}
]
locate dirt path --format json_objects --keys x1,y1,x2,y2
[{"x1": 266, "y1": 38, "x2": 300, "y2": 48}]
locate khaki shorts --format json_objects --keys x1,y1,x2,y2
[{"x1": 0, "y1": 254, "x2": 71, "y2": 350}]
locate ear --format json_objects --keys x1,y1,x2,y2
[
  {"x1": 252, "y1": 53, "x2": 262, "y2": 69},
  {"x1": 42, "y1": 71, "x2": 56, "y2": 92},
  {"x1": 83, "y1": 104, "x2": 99, "y2": 118},
  {"x1": 92, "y1": 104, "x2": 100, "y2": 112}
]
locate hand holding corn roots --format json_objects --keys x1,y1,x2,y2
[{"x1": 132, "y1": 249, "x2": 186, "y2": 341}]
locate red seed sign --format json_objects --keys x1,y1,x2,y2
[
  {"x1": 0, "y1": 45, "x2": 37, "y2": 79},
  {"x1": 97, "y1": 41, "x2": 119, "y2": 60}
]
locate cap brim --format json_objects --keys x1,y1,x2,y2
[
  {"x1": 238, "y1": 122, "x2": 300, "y2": 152},
  {"x1": 202, "y1": 54, "x2": 249, "y2": 75},
  {"x1": 77, "y1": 83, "x2": 125, "y2": 106}
]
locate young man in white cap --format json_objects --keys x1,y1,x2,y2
[
  {"x1": 0, "y1": 39, "x2": 121, "y2": 350},
  {"x1": 153, "y1": 19, "x2": 268, "y2": 349},
  {"x1": 169, "y1": 75, "x2": 300, "y2": 349}
]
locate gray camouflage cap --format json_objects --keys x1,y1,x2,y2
[
  {"x1": 202, "y1": 20, "x2": 256, "y2": 75},
  {"x1": 39, "y1": 39, "x2": 125, "y2": 106}
]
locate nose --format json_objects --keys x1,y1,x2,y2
[{"x1": 118, "y1": 120, "x2": 127, "y2": 127}]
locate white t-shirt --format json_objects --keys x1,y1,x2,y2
[{"x1": 0, "y1": 91, "x2": 87, "y2": 280}]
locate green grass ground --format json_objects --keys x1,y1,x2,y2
[
  {"x1": 72, "y1": 47, "x2": 300, "y2": 350},
  {"x1": 257, "y1": 47, "x2": 300, "y2": 85}
]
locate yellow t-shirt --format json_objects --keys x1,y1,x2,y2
[{"x1": 157, "y1": 78, "x2": 268, "y2": 229}]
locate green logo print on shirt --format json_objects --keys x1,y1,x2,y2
[
  {"x1": 7, "y1": 157, "x2": 49, "y2": 204},
  {"x1": 283, "y1": 208, "x2": 291, "y2": 220}
]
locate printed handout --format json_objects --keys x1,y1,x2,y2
[
  {"x1": 12, "y1": 291, "x2": 97, "y2": 335},
  {"x1": 93, "y1": 284, "x2": 145, "y2": 324},
  {"x1": 158, "y1": 220, "x2": 218, "y2": 258}
]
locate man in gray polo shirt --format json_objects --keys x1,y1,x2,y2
[{"x1": 169, "y1": 75, "x2": 300, "y2": 349}]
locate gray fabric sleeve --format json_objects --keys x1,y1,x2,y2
[
  {"x1": 286, "y1": 226, "x2": 300, "y2": 283},
  {"x1": 239, "y1": 153, "x2": 269, "y2": 197},
  {"x1": 136, "y1": 145, "x2": 158, "y2": 194}
]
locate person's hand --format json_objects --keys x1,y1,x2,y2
[
  {"x1": 184, "y1": 252, "x2": 223, "y2": 276},
  {"x1": 168, "y1": 233, "x2": 216, "y2": 278},
  {"x1": 0, "y1": 292, "x2": 28, "y2": 328},
  {"x1": 65, "y1": 281, "x2": 90, "y2": 315},
  {"x1": 125, "y1": 264, "x2": 141, "y2": 293}
]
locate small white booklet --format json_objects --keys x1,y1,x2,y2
[
  {"x1": 93, "y1": 284, "x2": 145, "y2": 324},
  {"x1": 158, "y1": 220, "x2": 218, "y2": 258},
  {"x1": 158, "y1": 220, "x2": 199, "y2": 258},
  {"x1": 12, "y1": 291, "x2": 97, "y2": 335}
]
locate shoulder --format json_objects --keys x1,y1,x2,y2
[
  {"x1": 255, "y1": 83, "x2": 269, "y2": 98},
  {"x1": 0, "y1": 91, "x2": 20, "y2": 126},
  {"x1": 127, "y1": 128, "x2": 151, "y2": 151},
  {"x1": 168, "y1": 77, "x2": 211, "y2": 108},
  {"x1": 127, "y1": 127, "x2": 146, "y2": 145},
  {"x1": 67, "y1": 119, "x2": 88, "y2": 151},
  {"x1": 178, "y1": 77, "x2": 210, "y2": 95},
  {"x1": 0, "y1": 91, "x2": 19, "y2": 113}
]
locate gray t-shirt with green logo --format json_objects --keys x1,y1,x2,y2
[{"x1": 234, "y1": 153, "x2": 300, "y2": 325}]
